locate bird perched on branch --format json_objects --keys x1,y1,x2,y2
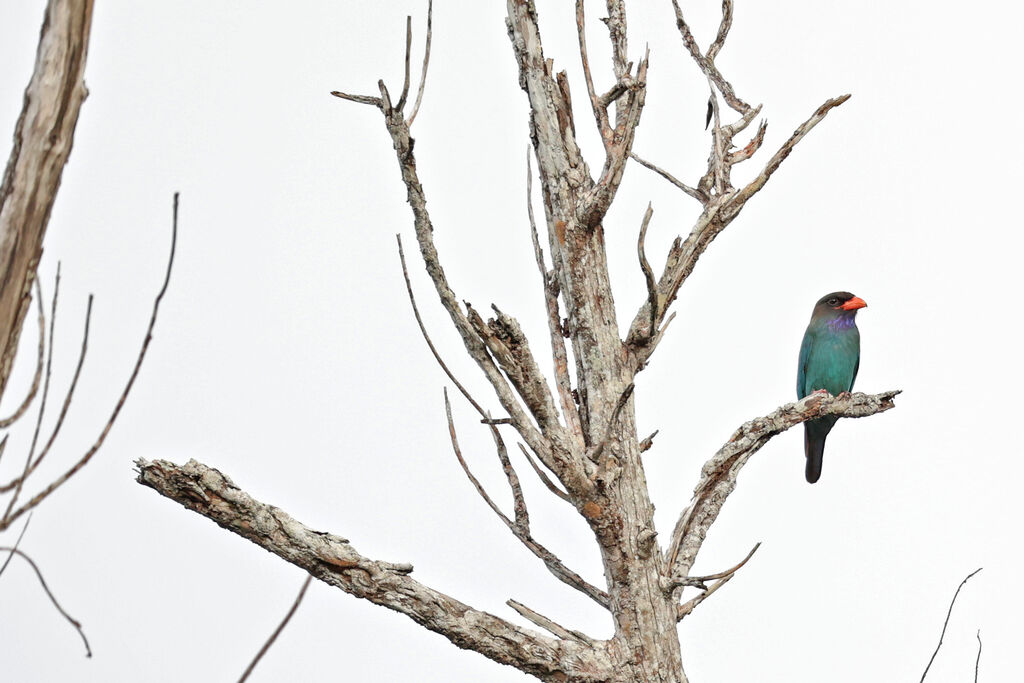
[{"x1": 796, "y1": 291, "x2": 867, "y2": 483}]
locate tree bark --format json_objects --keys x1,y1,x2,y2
[{"x1": 0, "y1": 0, "x2": 94, "y2": 400}]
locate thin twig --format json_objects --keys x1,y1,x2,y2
[
  {"x1": 329, "y1": 90, "x2": 383, "y2": 107},
  {"x1": 676, "y1": 571, "x2": 733, "y2": 620},
  {"x1": 486, "y1": 413, "x2": 529, "y2": 532},
  {"x1": 446, "y1": 391, "x2": 609, "y2": 608},
  {"x1": 0, "y1": 511, "x2": 31, "y2": 577},
  {"x1": 397, "y1": 235, "x2": 488, "y2": 419},
  {"x1": 0, "y1": 193, "x2": 178, "y2": 533},
  {"x1": 974, "y1": 630, "x2": 982, "y2": 683},
  {"x1": 0, "y1": 279, "x2": 45, "y2": 428},
  {"x1": 637, "y1": 204, "x2": 658, "y2": 342},
  {"x1": 506, "y1": 599, "x2": 592, "y2": 645},
  {"x1": 0, "y1": 546, "x2": 91, "y2": 657},
  {"x1": 1, "y1": 270, "x2": 60, "y2": 516},
  {"x1": 575, "y1": 0, "x2": 610, "y2": 138},
  {"x1": 629, "y1": 153, "x2": 706, "y2": 203},
  {"x1": 26, "y1": 295, "x2": 92, "y2": 479},
  {"x1": 518, "y1": 443, "x2": 570, "y2": 503},
  {"x1": 638, "y1": 430, "x2": 658, "y2": 453},
  {"x1": 669, "y1": 541, "x2": 760, "y2": 590},
  {"x1": 920, "y1": 568, "x2": 983, "y2": 682},
  {"x1": 395, "y1": 16, "x2": 412, "y2": 113},
  {"x1": 446, "y1": 390, "x2": 514, "y2": 528},
  {"x1": 237, "y1": 574, "x2": 313, "y2": 683},
  {"x1": 407, "y1": 0, "x2": 433, "y2": 126}
]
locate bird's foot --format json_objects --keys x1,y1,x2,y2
[
  {"x1": 836, "y1": 390, "x2": 852, "y2": 399},
  {"x1": 811, "y1": 388, "x2": 831, "y2": 396}
]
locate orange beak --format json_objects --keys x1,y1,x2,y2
[{"x1": 840, "y1": 296, "x2": 867, "y2": 311}]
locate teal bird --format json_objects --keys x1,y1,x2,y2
[{"x1": 797, "y1": 291, "x2": 867, "y2": 483}]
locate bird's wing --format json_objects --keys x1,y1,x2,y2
[{"x1": 797, "y1": 330, "x2": 813, "y2": 398}]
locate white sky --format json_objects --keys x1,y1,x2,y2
[{"x1": 1, "y1": 1, "x2": 1020, "y2": 681}]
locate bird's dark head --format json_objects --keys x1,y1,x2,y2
[
  {"x1": 815, "y1": 294, "x2": 864, "y2": 315},
  {"x1": 813, "y1": 291, "x2": 867, "y2": 324}
]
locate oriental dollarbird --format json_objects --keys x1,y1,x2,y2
[{"x1": 796, "y1": 291, "x2": 867, "y2": 483}]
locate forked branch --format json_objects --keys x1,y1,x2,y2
[{"x1": 668, "y1": 390, "x2": 900, "y2": 577}]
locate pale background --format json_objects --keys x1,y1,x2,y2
[{"x1": 0, "y1": 1, "x2": 1019, "y2": 681}]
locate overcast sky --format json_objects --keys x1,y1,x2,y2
[{"x1": 1, "y1": 1, "x2": 1021, "y2": 681}]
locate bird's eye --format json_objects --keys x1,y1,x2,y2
[{"x1": 827, "y1": 298, "x2": 839, "y2": 306}]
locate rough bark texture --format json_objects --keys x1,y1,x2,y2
[
  {"x1": 0, "y1": 0, "x2": 94, "y2": 400},
  {"x1": 139, "y1": 2, "x2": 900, "y2": 680},
  {"x1": 136, "y1": 459, "x2": 612, "y2": 682}
]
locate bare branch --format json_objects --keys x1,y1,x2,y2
[
  {"x1": 576, "y1": 0, "x2": 610, "y2": 138},
  {"x1": 518, "y1": 442, "x2": 571, "y2": 503},
  {"x1": 974, "y1": 630, "x2": 982, "y2": 683},
  {"x1": 237, "y1": 574, "x2": 313, "y2": 683},
  {"x1": 339, "y1": 86, "x2": 577, "y2": 491},
  {"x1": 0, "y1": 193, "x2": 177, "y2": 533},
  {"x1": 705, "y1": 0, "x2": 734, "y2": 62},
  {"x1": 0, "y1": 545, "x2": 91, "y2": 657},
  {"x1": 398, "y1": 235, "x2": 490, "y2": 420},
  {"x1": 407, "y1": 0, "x2": 433, "y2": 126},
  {"x1": 0, "y1": 512, "x2": 31, "y2": 578},
  {"x1": 669, "y1": 0, "x2": 749, "y2": 114},
  {"x1": 676, "y1": 571, "x2": 732, "y2": 621},
  {"x1": 638, "y1": 430, "x2": 658, "y2": 453},
  {"x1": 22, "y1": 291, "x2": 90, "y2": 483},
  {"x1": 668, "y1": 390, "x2": 900, "y2": 577},
  {"x1": 724, "y1": 94, "x2": 850, "y2": 220},
  {"x1": 670, "y1": 541, "x2": 760, "y2": 590},
  {"x1": 636, "y1": 205, "x2": 659, "y2": 343},
  {"x1": 920, "y1": 568, "x2": 983, "y2": 682},
  {"x1": 135, "y1": 458, "x2": 610, "y2": 679},
  {"x1": 0, "y1": 279, "x2": 45, "y2": 428},
  {"x1": 668, "y1": 543, "x2": 760, "y2": 621},
  {"x1": 507, "y1": 598, "x2": 593, "y2": 645},
  {"x1": 629, "y1": 152, "x2": 706, "y2": 203},
  {"x1": 446, "y1": 390, "x2": 514, "y2": 529},
  {"x1": 488, "y1": 414, "x2": 529, "y2": 531},
  {"x1": 446, "y1": 391, "x2": 609, "y2": 609},
  {"x1": 0, "y1": 277, "x2": 64, "y2": 515},
  {"x1": 395, "y1": 16, "x2": 413, "y2": 113},
  {"x1": 328, "y1": 90, "x2": 383, "y2": 107}
]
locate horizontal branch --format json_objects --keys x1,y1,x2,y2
[
  {"x1": 668, "y1": 390, "x2": 900, "y2": 577},
  {"x1": 135, "y1": 458, "x2": 611, "y2": 681}
]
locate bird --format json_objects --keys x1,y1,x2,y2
[{"x1": 796, "y1": 291, "x2": 867, "y2": 483}]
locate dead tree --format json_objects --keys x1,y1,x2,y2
[{"x1": 137, "y1": 2, "x2": 898, "y2": 680}]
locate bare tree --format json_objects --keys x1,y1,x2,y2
[{"x1": 137, "y1": 2, "x2": 898, "y2": 681}]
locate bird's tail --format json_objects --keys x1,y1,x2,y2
[{"x1": 803, "y1": 417, "x2": 837, "y2": 484}]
